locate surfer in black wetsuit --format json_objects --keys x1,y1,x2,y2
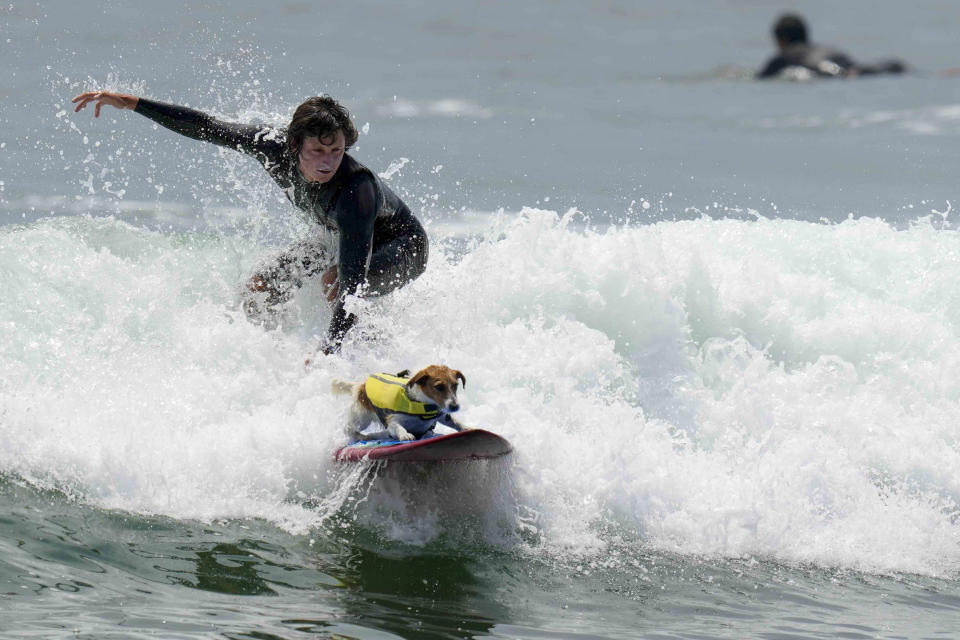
[
  {"x1": 71, "y1": 91, "x2": 427, "y2": 354},
  {"x1": 757, "y1": 14, "x2": 906, "y2": 80}
]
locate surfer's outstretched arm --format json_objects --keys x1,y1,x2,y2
[{"x1": 71, "y1": 90, "x2": 280, "y2": 160}]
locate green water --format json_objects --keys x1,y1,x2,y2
[{"x1": 2, "y1": 473, "x2": 958, "y2": 639}]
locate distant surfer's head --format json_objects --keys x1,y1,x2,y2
[
  {"x1": 287, "y1": 95, "x2": 358, "y2": 157},
  {"x1": 773, "y1": 13, "x2": 808, "y2": 47},
  {"x1": 288, "y1": 96, "x2": 358, "y2": 183}
]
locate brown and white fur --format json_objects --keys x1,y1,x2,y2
[{"x1": 331, "y1": 365, "x2": 469, "y2": 441}]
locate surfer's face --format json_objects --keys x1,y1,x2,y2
[{"x1": 298, "y1": 132, "x2": 345, "y2": 184}]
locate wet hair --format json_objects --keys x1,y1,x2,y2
[
  {"x1": 773, "y1": 13, "x2": 808, "y2": 45},
  {"x1": 287, "y1": 95, "x2": 358, "y2": 156}
]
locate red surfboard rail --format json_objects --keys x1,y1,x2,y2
[{"x1": 334, "y1": 429, "x2": 512, "y2": 462}]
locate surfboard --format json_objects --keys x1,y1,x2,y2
[{"x1": 334, "y1": 429, "x2": 512, "y2": 462}]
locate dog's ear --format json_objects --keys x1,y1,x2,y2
[
  {"x1": 409, "y1": 371, "x2": 430, "y2": 387},
  {"x1": 454, "y1": 370, "x2": 466, "y2": 387}
]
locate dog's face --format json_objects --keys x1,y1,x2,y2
[{"x1": 406, "y1": 365, "x2": 466, "y2": 412}]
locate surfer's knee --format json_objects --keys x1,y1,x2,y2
[
  {"x1": 241, "y1": 273, "x2": 291, "y2": 328},
  {"x1": 241, "y1": 293, "x2": 278, "y2": 329}
]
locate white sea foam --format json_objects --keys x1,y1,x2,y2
[
  {"x1": 755, "y1": 103, "x2": 960, "y2": 135},
  {"x1": 375, "y1": 98, "x2": 493, "y2": 120},
  {"x1": 1, "y1": 207, "x2": 959, "y2": 576}
]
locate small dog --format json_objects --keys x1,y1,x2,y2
[{"x1": 332, "y1": 365, "x2": 470, "y2": 442}]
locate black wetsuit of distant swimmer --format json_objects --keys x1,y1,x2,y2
[
  {"x1": 133, "y1": 98, "x2": 428, "y2": 350},
  {"x1": 757, "y1": 43, "x2": 905, "y2": 80},
  {"x1": 757, "y1": 15, "x2": 905, "y2": 81}
]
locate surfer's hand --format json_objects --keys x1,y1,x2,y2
[
  {"x1": 321, "y1": 265, "x2": 339, "y2": 303},
  {"x1": 305, "y1": 343, "x2": 338, "y2": 366},
  {"x1": 318, "y1": 339, "x2": 340, "y2": 356},
  {"x1": 71, "y1": 91, "x2": 139, "y2": 118},
  {"x1": 303, "y1": 337, "x2": 339, "y2": 366}
]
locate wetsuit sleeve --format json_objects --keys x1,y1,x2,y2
[
  {"x1": 326, "y1": 174, "x2": 379, "y2": 347},
  {"x1": 134, "y1": 97, "x2": 283, "y2": 164},
  {"x1": 856, "y1": 59, "x2": 906, "y2": 76}
]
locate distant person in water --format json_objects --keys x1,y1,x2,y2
[
  {"x1": 71, "y1": 91, "x2": 428, "y2": 354},
  {"x1": 757, "y1": 13, "x2": 906, "y2": 80}
]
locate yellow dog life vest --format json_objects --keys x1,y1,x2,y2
[{"x1": 365, "y1": 373, "x2": 440, "y2": 421}]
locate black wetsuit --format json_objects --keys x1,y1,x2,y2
[
  {"x1": 757, "y1": 43, "x2": 905, "y2": 79},
  {"x1": 134, "y1": 98, "x2": 428, "y2": 349}
]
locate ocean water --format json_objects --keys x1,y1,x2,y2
[{"x1": 3, "y1": 1, "x2": 960, "y2": 638}]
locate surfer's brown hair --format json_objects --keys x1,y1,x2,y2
[
  {"x1": 773, "y1": 14, "x2": 808, "y2": 45},
  {"x1": 287, "y1": 95, "x2": 358, "y2": 156}
]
